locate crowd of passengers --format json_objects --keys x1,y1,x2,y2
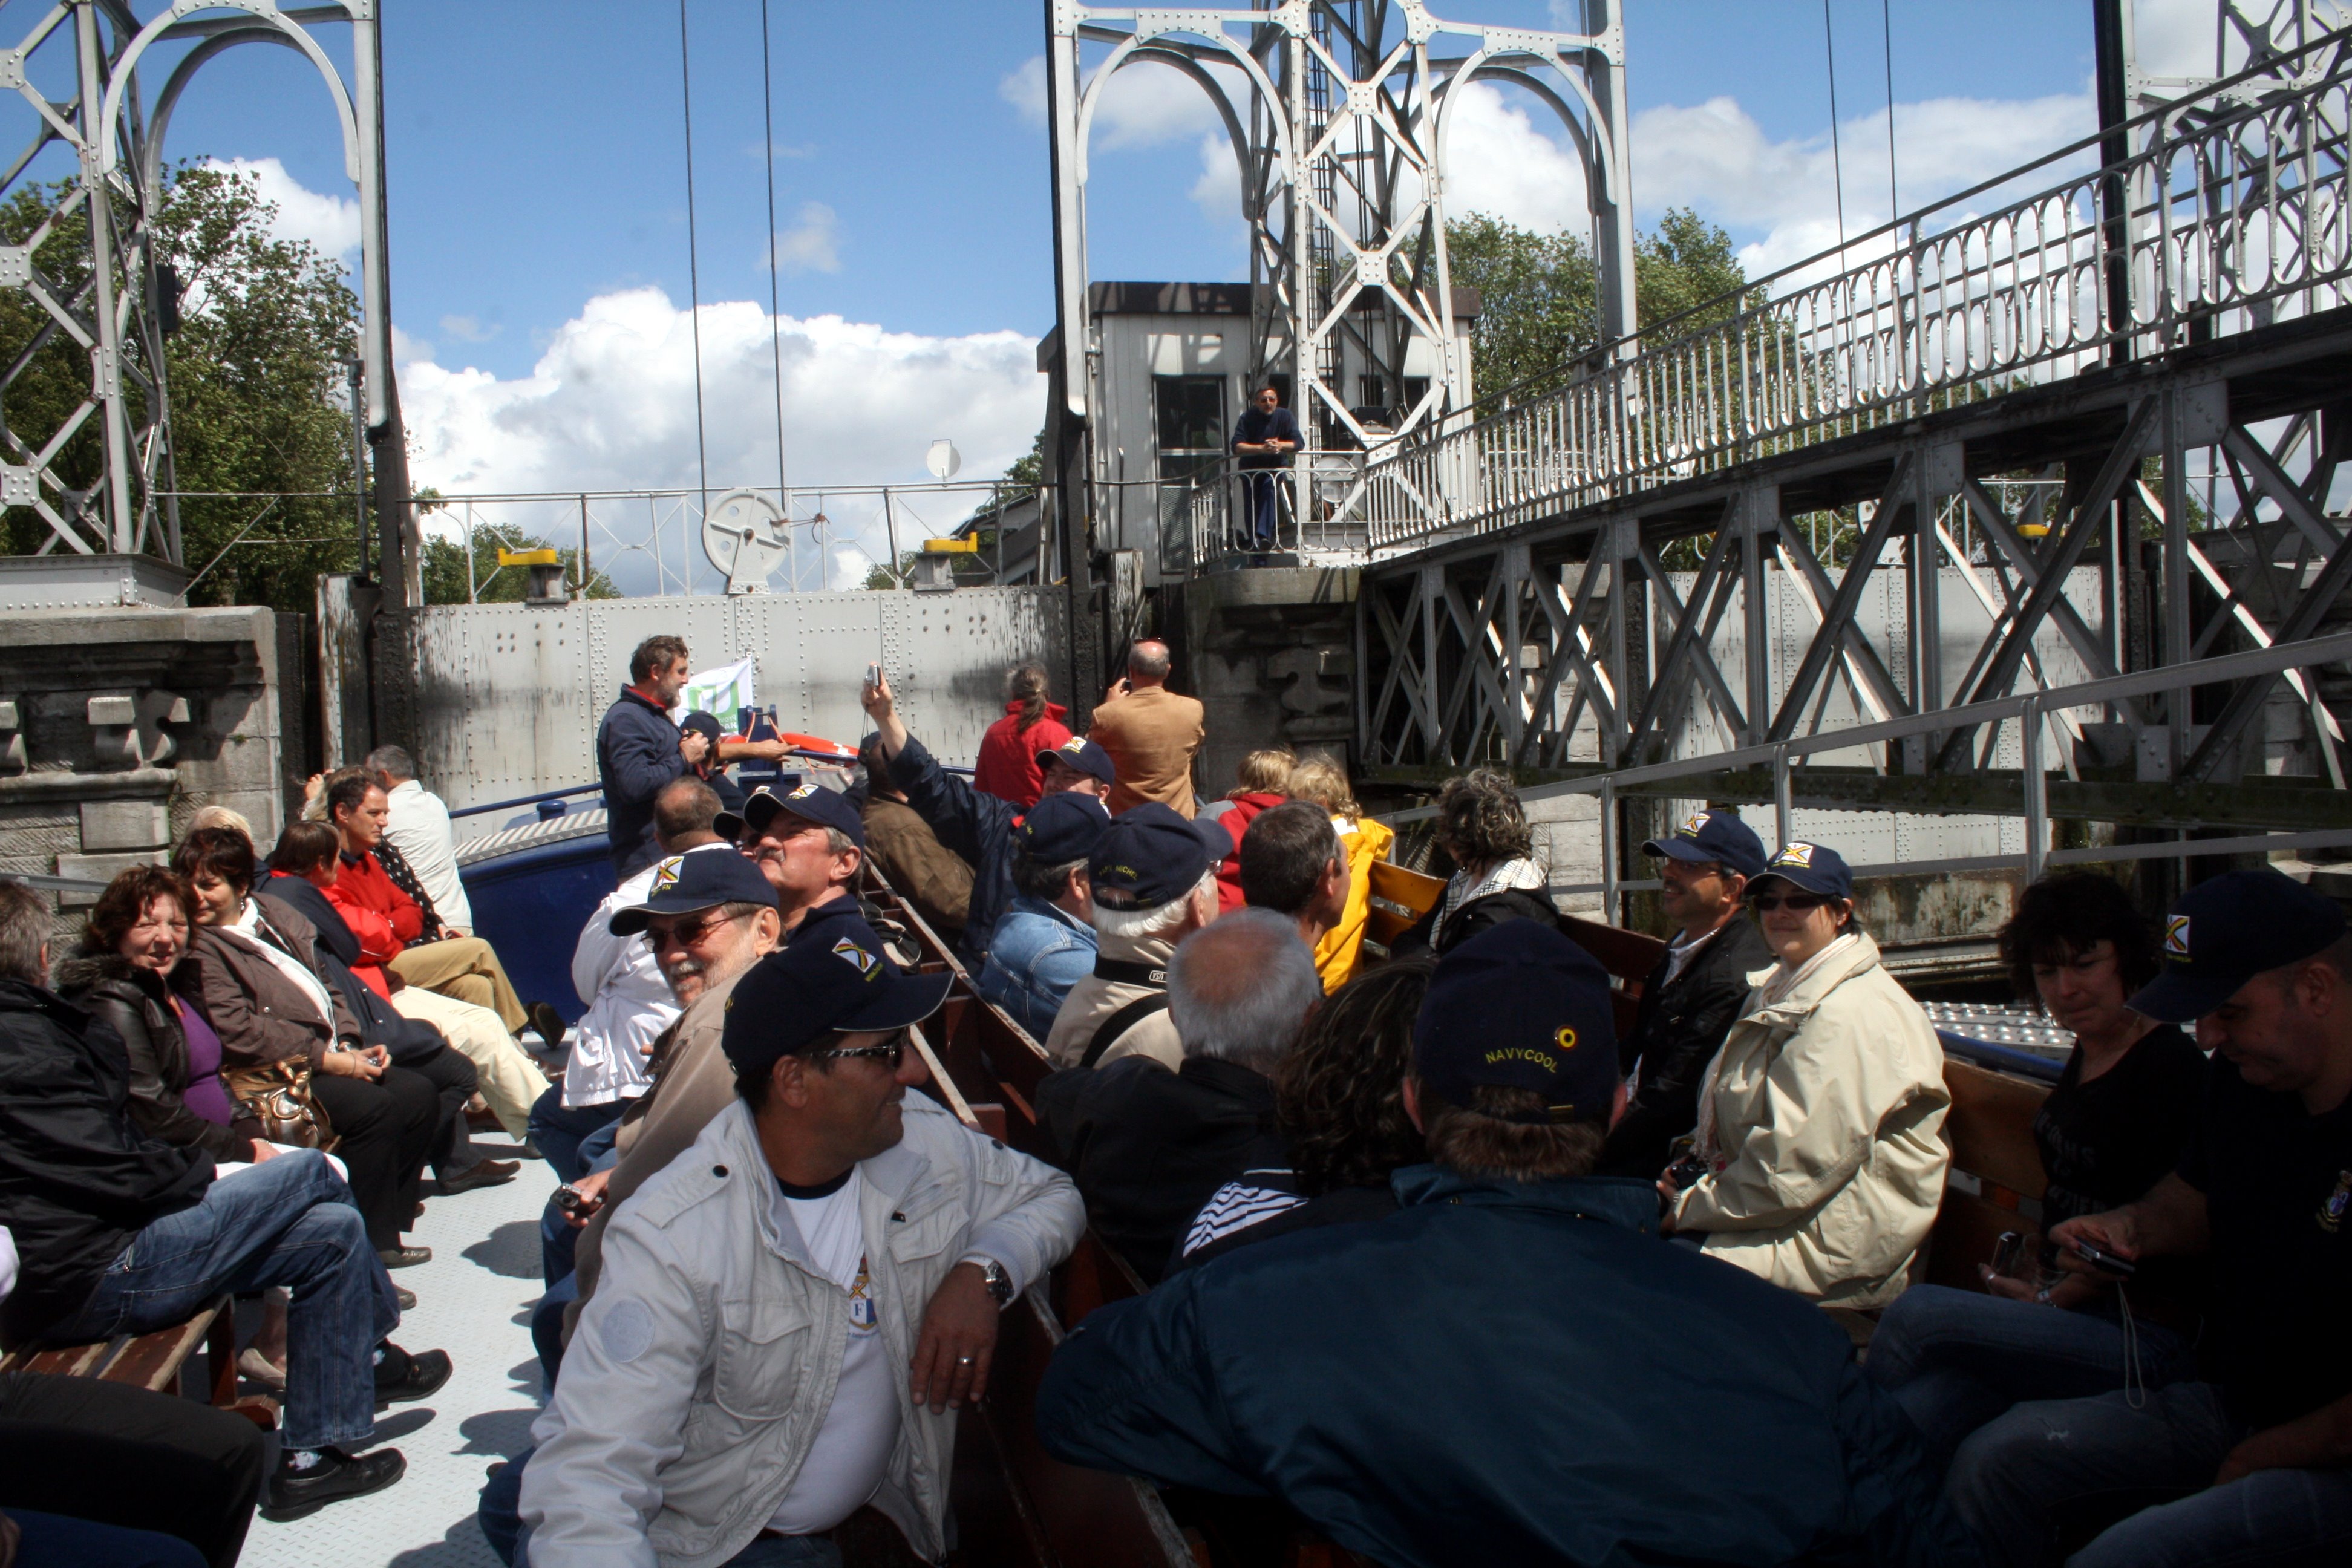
[{"x1": 0, "y1": 630, "x2": 2344, "y2": 1567}]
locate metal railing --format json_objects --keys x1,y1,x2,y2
[
  {"x1": 1359, "y1": 30, "x2": 2352, "y2": 552},
  {"x1": 1376, "y1": 629, "x2": 2352, "y2": 912},
  {"x1": 1172, "y1": 451, "x2": 1374, "y2": 571}
]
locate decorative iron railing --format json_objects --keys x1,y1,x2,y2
[{"x1": 1355, "y1": 28, "x2": 2352, "y2": 552}]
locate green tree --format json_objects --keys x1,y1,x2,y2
[{"x1": 417, "y1": 500, "x2": 617, "y2": 604}]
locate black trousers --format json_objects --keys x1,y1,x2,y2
[
  {"x1": 309, "y1": 1063, "x2": 439, "y2": 1249},
  {"x1": 399, "y1": 1040, "x2": 481, "y2": 1176},
  {"x1": 0, "y1": 1371, "x2": 267, "y2": 1568}
]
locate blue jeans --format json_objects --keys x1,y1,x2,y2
[
  {"x1": 1868, "y1": 1284, "x2": 2195, "y2": 1471},
  {"x1": 43, "y1": 1151, "x2": 397, "y2": 1451},
  {"x1": 528, "y1": 1086, "x2": 627, "y2": 1182},
  {"x1": 2, "y1": 1508, "x2": 204, "y2": 1567},
  {"x1": 1947, "y1": 1380, "x2": 2352, "y2": 1566},
  {"x1": 538, "y1": 1125, "x2": 621, "y2": 1286}
]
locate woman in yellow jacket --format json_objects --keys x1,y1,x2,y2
[{"x1": 1286, "y1": 755, "x2": 1394, "y2": 991}]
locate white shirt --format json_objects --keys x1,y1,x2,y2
[
  {"x1": 226, "y1": 900, "x2": 335, "y2": 1025},
  {"x1": 383, "y1": 779, "x2": 472, "y2": 929},
  {"x1": 563, "y1": 842, "x2": 733, "y2": 1109},
  {"x1": 764, "y1": 1170, "x2": 898, "y2": 1536}
]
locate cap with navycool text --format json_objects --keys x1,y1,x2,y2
[
  {"x1": 721, "y1": 915, "x2": 951, "y2": 1079},
  {"x1": 608, "y1": 849, "x2": 780, "y2": 935},
  {"x1": 1412, "y1": 921, "x2": 1618, "y2": 1125},
  {"x1": 2127, "y1": 867, "x2": 2347, "y2": 1023},
  {"x1": 1088, "y1": 802, "x2": 1232, "y2": 911}
]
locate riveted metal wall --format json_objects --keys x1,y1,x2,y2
[{"x1": 402, "y1": 589, "x2": 1070, "y2": 812}]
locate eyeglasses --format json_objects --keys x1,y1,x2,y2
[
  {"x1": 647, "y1": 909, "x2": 754, "y2": 948},
  {"x1": 1748, "y1": 892, "x2": 1834, "y2": 913},
  {"x1": 808, "y1": 1031, "x2": 908, "y2": 1068}
]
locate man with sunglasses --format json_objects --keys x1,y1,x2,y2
[
  {"x1": 723, "y1": 781, "x2": 869, "y2": 952},
  {"x1": 1601, "y1": 808, "x2": 1774, "y2": 1178},
  {"x1": 521, "y1": 925, "x2": 1084, "y2": 1566}
]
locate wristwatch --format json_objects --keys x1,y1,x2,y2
[{"x1": 971, "y1": 1256, "x2": 1014, "y2": 1308}]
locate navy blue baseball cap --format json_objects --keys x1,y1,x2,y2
[
  {"x1": 608, "y1": 848, "x2": 779, "y2": 935},
  {"x1": 1412, "y1": 921, "x2": 1619, "y2": 1126},
  {"x1": 679, "y1": 710, "x2": 724, "y2": 748},
  {"x1": 1015, "y1": 790, "x2": 1112, "y2": 866},
  {"x1": 720, "y1": 915, "x2": 951, "y2": 1078},
  {"x1": 1642, "y1": 807, "x2": 1767, "y2": 880},
  {"x1": 1089, "y1": 802, "x2": 1232, "y2": 911},
  {"x1": 741, "y1": 780, "x2": 866, "y2": 852},
  {"x1": 1037, "y1": 733, "x2": 1117, "y2": 787},
  {"x1": 1749, "y1": 840, "x2": 1854, "y2": 900},
  {"x1": 2128, "y1": 867, "x2": 2348, "y2": 1024}
]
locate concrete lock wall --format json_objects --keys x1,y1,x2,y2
[
  {"x1": 398, "y1": 588, "x2": 1073, "y2": 812},
  {"x1": 0, "y1": 605, "x2": 296, "y2": 909}
]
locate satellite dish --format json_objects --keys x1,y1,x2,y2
[
  {"x1": 926, "y1": 439, "x2": 961, "y2": 482},
  {"x1": 701, "y1": 489, "x2": 791, "y2": 595}
]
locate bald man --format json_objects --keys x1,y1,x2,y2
[{"x1": 1086, "y1": 640, "x2": 1205, "y2": 817}]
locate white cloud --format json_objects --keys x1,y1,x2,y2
[
  {"x1": 768, "y1": 201, "x2": 840, "y2": 274},
  {"x1": 439, "y1": 313, "x2": 499, "y2": 343},
  {"x1": 1436, "y1": 81, "x2": 1593, "y2": 235},
  {"x1": 1189, "y1": 134, "x2": 1242, "y2": 232},
  {"x1": 397, "y1": 288, "x2": 1044, "y2": 590},
  {"x1": 200, "y1": 156, "x2": 359, "y2": 260},
  {"x1": 1001, "y1": 54, "x2": 1241, "y2": 151}
]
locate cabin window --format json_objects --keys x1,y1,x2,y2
[{"x1": 1154, "y1": 374, "x2": 1227, "y2": 481}]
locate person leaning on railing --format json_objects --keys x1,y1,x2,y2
[
  {"x1": 1229, "y1": 379, "x2": 1302, "y2": 551},
  {"x1": 1867, "y1": 871, "x2": 2206, "y2": 1471},
  {"x1": 1659, "y1": 841, "x2": 1952, "y2": 1310}
]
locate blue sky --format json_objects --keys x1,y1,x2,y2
[{"x1": 1, "y1": 1, "x2": 2223, "y2": 580}]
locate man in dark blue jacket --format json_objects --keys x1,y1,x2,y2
[
  {"x1": 1036, "y1": 921, "x2": 1979, "y2": 1568},
  {"x1": 1230, "y1": 382, "x2": 1302, "y2": 550},
  {"x1": 596, "y1": 635, "x2": 707, "y2": 877},
  {"x1": 860, "y1": 670, "x2": 1112, "y2": 962}
]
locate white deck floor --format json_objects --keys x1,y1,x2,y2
[{"x1": 237, "y1": 1142, "x2": 557, "y2": 1568}]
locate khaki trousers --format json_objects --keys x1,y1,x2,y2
[
  {"x1": 388, "y1": 984, "x2": 543, "y2": 1140},
  {"x1": 387, "y1": 936, "x2": 528, "y2": 1034}
]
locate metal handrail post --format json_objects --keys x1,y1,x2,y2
[
  {"x1": 1773, "y1": 743, "x2": 1794, "y2": 847},
  {"x1": 1598, "y1": 777, "x2": 1618, "y2": 926},
  {"x1": 2022, "y1": 694, "x2": 2050, "y2": 881}
]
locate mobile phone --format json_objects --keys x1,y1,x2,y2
[
  {"x1": 2066, "y1": 1238, "x2": 2137, "y2": 1278},
  {"x1": 866, "y1": 662, "x2": 881, "y2": 688},
  {"x1": 1990, "y1": 1230, "x2": 2025, "y2": 1278},
  {"x1": 552, "y1": 1186, "x2": 600, "y2": 1219}
]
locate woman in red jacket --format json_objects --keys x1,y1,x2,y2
[
  {"x1": 973, "y1": 663, "x2": 1073, "y2": 808},
  {"x1": 1204, "y1": 747, "x2": 1298, "y2": 915}
]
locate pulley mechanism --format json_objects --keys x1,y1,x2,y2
[{"x1": 701, "y1": 489, "x2": 790, "y2": 594}]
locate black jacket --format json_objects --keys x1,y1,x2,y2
[
  {"x1": 53, "y1": 953, "x2": 253, "y2": 1163},
  {"x1": 887, "y1": 733, "x2": 1007, "y2": 962},
  {"x1": 1392, "y1": 887, "x2": 1557, "y2": 958},
  {"x1": 263, "y1": 873, "x2": 453, "y2": 1068},
  {"x1": 0, "y1": 979, "x2": 212, "y2": 1347},
  {"x1": 598, "y1": 687, "x2": 691, "y2": 878},
  {"x1": 1600, "y1": 915, "x2": 1776, "y2": 1178},
  {"x1": 1036, "y1": 1054, "x2": 1284, "y2": 1285}
]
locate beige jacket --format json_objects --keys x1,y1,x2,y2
[
  {"x1": 1671, "y1": 932, "x2": 1950, "y2": 1309},
  {"x1": 1040, "y1": 932, "x2": 1183, "y2": 1071},
  {"x1": 1088, "y1": 685, "x2": 1204, "y2": 817}
]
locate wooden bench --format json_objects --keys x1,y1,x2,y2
[{"x1": 0, "y1": 1293, "x2": 276, "y2": 1429}]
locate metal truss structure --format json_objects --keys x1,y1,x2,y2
[
  {"x1": 1042, "y1": 0, "x2": 1636, "y2": 547},
  {"x1": 0, "y1": 1, "x2": 405, "y2": 591},
  {"x1": 1359, "y1": 18, "x2": 2352, "y2": 854}
]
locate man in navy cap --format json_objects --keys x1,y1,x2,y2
[
  {"x1": 1043, "y1": 802, "x2": 1230, "y2": 1071},
  {"x1": 978, "y1": 791, "x2": 1112, "y2": 1040},
  {"x1": 523, "y1": 924, "x2": 1085, "y2": 1565},
  {"x1": 1036, "y1": 920, "x2": 1973, "y2": 1568},
  {"x1": 861, "y1": 671, "x2": 1114, "y2": 965},
  {"x1": 733, "y1": 780, "x2": 871, "y2": 956},
  {"x1": 1949, "y1": 866, "x2": 2352, "y2": 1568},
  {"x1": 677, "y1": 710, "x2": 747, "y2": 816},
  {"x1": 1601, "y1": 807, "x2": 1774, "y2": 1177}
]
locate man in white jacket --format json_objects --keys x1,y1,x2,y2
[{"x1": 519, "y1": 914, "x2": 1085, "y2": 1567}]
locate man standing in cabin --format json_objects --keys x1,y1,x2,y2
[
  {"x1": 1599, "y1": 808, "x2": 1774, "y2": 1178},
  {"x1": 1230, "y1": 381, "x2": 1302, "y2": 552},
  {"x1": 1945, "y1": 867, "x2": 2352, "y2": 1567},
  {"x1": 1088, "y1": 640, "x2": 1205, "y2": 817},
  {"x1": 598, "y1": 636, "x2": 707, "y2": 880},
  {"x1": 1035, "y1": 921, "x2": 1977, "y2": 1568},
  {"x1": 860, "y1": 670, "x2": 1114, "y2": 962},
  {"x1": 520, "y1": 925, "x2": 1085, "y2": 1564}
]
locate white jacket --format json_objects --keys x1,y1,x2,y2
[
  {"x1": 1672, "y1": 931, "x2": 1950, "y2": 1309},
  {"x1": 564, "y1": 843, "x2": 734, "y2": 1108},
  {"x1": 521, "y1": 1094, "x2": 1084, "y2": 1567}
]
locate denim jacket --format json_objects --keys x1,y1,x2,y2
[{"x1": 976, "y1": 895, "x2": 1097, "y2": 1042}]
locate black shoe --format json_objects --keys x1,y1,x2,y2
[
  {"x1": 261, "y1": 1447, "x2": 406, "y2": 1521},
  {"x1": 393, "y1": 1284, "x2": 417, "y2": 1310},
  {"x1": 527, "y1": 1001, "x2": 568, "y2": 1048},
  {"x1": 374, "y1": 1343, "x2": 452, "y2": 1410},
  {"x1": 376, "y1": 1246, "x2": 430, "y2": 1270},
  {"x1": 436, "y1": 1158, "x2": 519, "y2": 1195}
]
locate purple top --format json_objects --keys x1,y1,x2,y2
[{"x1": 175, "y1": 998, "x2": 235, "y2": 1126}]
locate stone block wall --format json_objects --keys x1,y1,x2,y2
[{"x1": 1164, "y1": 567, "x2": 1359, "y2": 802}]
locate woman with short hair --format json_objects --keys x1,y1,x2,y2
[
  {"x1": 1394, "y1": 769, "x2": 1550, "y2": 956},
  {"x1": 169, "y1": 827, "x2": 442, "y2": 1267},
  {"x1": 1867, "y1": 871, "x2": 2205, "y2": 1467},
  {"x1": 1663, "y1": 840, "x2": 1951, "y2": 1310}
]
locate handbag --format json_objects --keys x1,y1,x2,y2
[{"x1": 221, "y1": 1059, "x2": 338, "y2": 1152}]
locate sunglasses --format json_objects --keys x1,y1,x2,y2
[
  {"x1": 1748, "y1": 892, "x2": 1835, "y2": 913},
  {"x1": 647, "y1": 909, "x2": 754, "y2": 948},
  {"x1": 808, "y1": 1030, "x2": 909, "y2": 1069}
]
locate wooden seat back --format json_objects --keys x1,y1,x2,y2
[
  {"x1": 1555, "y1": 913, "x2": 1666, "y2": 1039},
  {"x1": 0, "y1": 1293, "x2": 273, "y2": 1428},
  {"x1": 1926, "y1": 1059, "x2": 2051, "y2": 1289},
  {"x1": 1364, "y1": 860, "x2": 1444, "y2": 948}
]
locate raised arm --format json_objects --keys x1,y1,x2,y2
[{"x1": 861, "y1": 674, "x2": 1011, "y2": 867}]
